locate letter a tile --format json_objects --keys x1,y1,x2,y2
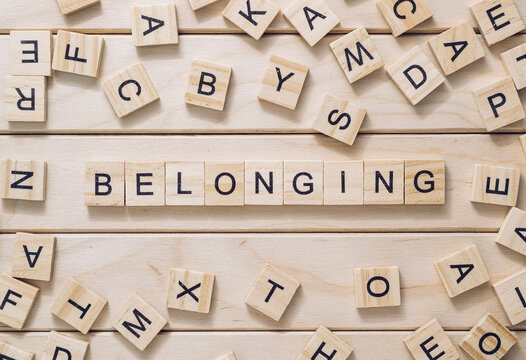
[
  {"x1": 404, "y1": 319, "x2": 459, "y2": 360},
  {"x1": 471, "y1": 164, "x2": 520, "y2": 206},
  {"x1": 167, "y1": 268, "x2": 215, "y2": 313},
  {"x1": 354, "y1": 266, "x2": 401, "y2": 308},
  {"x1": 471, "y1": 0, "x2": 525, "y2": 46},
  {"x1": 377, "y1": 0, "x2": 433, "y2": 37},
  {"x1": 0, "y1": 159, "x2": 46, "y2": 201},
  {"x1": 12, "y1": 232, "x2": 55, "y2": 281},
  {"x1": 0, "y1": 274, "x2": 39, "y2": 329},
  {"x1": 42, "y1": 332, "x2": 88, "y2": 360},
  {"x1": 296, "y1": 326, "x2": 353, "y2": 360},
  {"x1": 52, "y1": 31, "x2": 104, "y2": 78},
  {"x1": 222, "y1": 0, "x2": 281, "y2": 40},
  {"x1": 185, "y1": 60, "x2": 232, "y2": 111},
  {"x1": 493, "y1": 269, "x2": 526, "y2": 325},
  {"x1": 5, "y1": 75, "x2": 47, "y2": 122},
  {"x1": 0, "y1": 342, "x2": 34, "y2": 360},
  {"x1": 111, "y1": 294, "x2": 167, "y2": 351},
  {"x1": 496, "y1": 207, "x2": 526, "y2": 256},
  {"x1": 131, "y1": 4, "x2": 178, "y2": 46},
  {"x1": 245, "y1": 263, "x2": 300, "y2": 321}
]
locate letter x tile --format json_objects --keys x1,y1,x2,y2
[{"x1": 167, "y1": 268, "x2": 215, "y2": 313}]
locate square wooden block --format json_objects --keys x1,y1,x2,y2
[
  {"x1": 330, "y1": 27, "x2": 384, "y2": 84},
  {"x1": 496, "y1": 207, "x2": 526, "y2": 256},
  {"x1": 312, "y1": 94, "x2": 366, "y2": 146},
  {"x1": 9, "y1": 31, "x2": 52, "y2": 76},
  {"x1": 283, "y1": 160, "x2": 323, "y2": 205},
  {"x1": 501, "y1": 43, "x2": 526, "y2": 90},
  {"x1": 354, "y1": 266, "x2": 401, "y2": 308},
  {"x1": 185, "y1": 60, "x2": 232, "y2": 111},
  {"x1": 363, "y1": 160, "x2": 404, "y2": 205},
  {"x1": 215, "y1": 353, "x2": 237, "y2": 360},
  {"x1": 103, "y1": 63, "x2": 160, "y2": 118},
  {"x1": 245, "y1": 263, "x2": 300, "y2": 321},
  {"x1": 52, "y1": 30, "x2": 104, "y2": 78},
  {"x1": 387, "y1": 46, "x2": 445, "y2": 105},
  {"x1": 125, "y1": 162, "x2": 165, "y2": 206},
  {"x1": 377, "y1": 0, "x2": 433, "y2": 37},
  {"x1": 56, "y1": 0, "x2": 100, "y2": 15},
  {"x1": 473, "y1": 77, "x2": 525, "y2": 131},
  {"x1": 404, "y1": 318, "x2": 459, "y2": 360},
  {"x1": 111, "y1": 294, "x2": 167, "y2": 351},
  {"x1": 42, "y1": 332, "x2": 88, "y2": 360},
  {"x1": 324, "y1": 161, "x2": 363, "y2": 205},
  {"x1": 258, "y1": 55, "x2": 309, "y2": 110},
  {"x1": 84, "y1": 161, "x2": 125, "y2": 206},
  {"x1": 494, "y1": 269, "x2": 526, "y2": 325},
  {"x1": 244, "y1": 160, "x2": 283, "y2": 205},
  {"x1": 222, "y1": 0, "x2": 281, "y2": 40},
  {"x1": 434, "y1": 245, "x2": 490, "y2": 298},
  {"x1": 5, "y1": 75, "x2": 46, "y2": 122},
  {"x1": 471, "y1": 0, "x2": 525, "y2": 46},
  {"x1": 166, "y1": 161, "x2": 205, "y2": 206},
  {"x1": 204, "y1": 161, "x2": 244, "y2": 206},
  {"x1": 12, "y1": 232, "x2": 55, "y2": 282},
  {"x1": 460, "y1": 313, "x2": 517, "y2": 359},
  {"x1": 167, "y1": 268, "x2": 215, "y2": 313},
  {"x1": 428, "y1": 22, "x2": 485, "y2": 76},
  {"x1": 0, "y1": 342, "x2": 34, "y2": 360},
  {"x1": 0, "y1": 273, "x2": 39, "y2": 329},
  {"x1": 0, "y1": 159, "x2": 46, "y2": 201},
  {"x1": 187, "y1": 0, "x2": 219, "y2": 11},
  {"x1": 131, "y1": 4, "x2": 178, "y2": 47},
  {"x1": 405, "y1": 160, "x2": 445, "y2": 205},
  {"x1": 471, "y1": 163, "x2": 520, "y2": 206},
  {"x1": 51, "y1": 278, "x2": 107, "y2": 334},
  {"x1": 296, "y1": 326, "x2": 353, "y2": 360},
  {"x1": 283, "y1": 0, "x2": 340, "y2": 47}
]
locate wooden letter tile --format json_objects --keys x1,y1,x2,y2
[
  {"x1": 354, "y1": 266, "x2": 401, "y2": 308},
  {"x1": 51, "y1": 278, "x2": 107, "y2": 334},
  {"x1": 0, "y1": 159, "x2": 46, "y2": 201},
  {"x1": 216, "y1": 353, "x2": 237, "y2": 360},
  {"x1": 284, "y1": 160, "x2": 323, "y2": 205},
  {"x1": 404, "y1": 319, "x2": 459, "y2": 360},
  {"x1": 296, "y1": 325, "x2": 353, "y2": 360},
  {"x1": 245, "y1": 263, "x2": 300, "y2": 321},
  {"x1": 377, "y1": 0, "x2": 433, "y2": 37},
  {"x1": 323, "y1": 161, "x2": 363, "y2": 205},
  {"x1": 496, "y1": 207, "x2": 526, "y2": 256},
  {"x1": 472, "y1": 77, "x2": 525, "y2": 131},
  {"x1": 434, "y1": 245, "x2": 490, "y2": 298},
  {"x1": 521, "y1": 134, "x2": 526, "y2": 156},
  {"x1": 84, "y1": 161, "x2": 125, "y2": 206},
  {"x1": 0, "y1": 342, "x2": 34, "y2": 360},
  {"x1": 222, "y1": 0, "x2": 281, "y2": 40},
  {"x1": 56, "y1": 0, "x2": 100, "y2": 15},
  {"x1": 167, "y1": 268, "x2": 215, "y2": 313},
  {"x1": 405, "y1": 160, "x2": 445, "y2": 205},
  {"x1": 131, "y1": 4, "x2": 178, "y2": 46},
  {"x1": 258, "y1": 55, "x2": 309, "y2": 110},
  {"x1": 42, "y1": 332, "x2": 88, "y2": 360},
  {"x1": 312, "y1": 94, "x2": 366, "y2": 146},
  {"x1": 103, "y1": 63, "x2": 160, "y2": 118},
  {"x1": 12, "y1": 232, "x2": 55, "y2": 282},
  {"x1": 427, "y1": 22, "x2": 485, "y2": 76},
  {"x1": 501, "y1": 43, "x2": 526, "y2": 90},
  {"x1": 204, "y1": 161, "x2": 244, "y2": 206},
  {"x1": 387, "y1": 46, "x2": 445, "y2": 105},
  {"x1": 125, "y1": 162, "x2": 165, "y2": 206},
  {"x1": 187, "y1": 0, "x2": 219, "y2": 11},
  {"x1": 185, "y1": 60, "x2": 232, "y2": 111},
  {"x1": 283, "y1": 0, "x2": 340, "y2": 47},
  {"x1": 111, "y1": 294, "x2": 167, "y2": 351},
  {"x1": 471, "y1": 163, "x2": 520, "y2": 206},
  {"x1": 166, "y1": 161, "x2": 204, "y2": 206},
  {"x1": 9, "y1": 31, "x2": 52, "y2": 76},
  {"x1": 244, "y1": 160, "x2": 283, "y2": 205},
  {"x1": 5, "y1": 75, "x2": 46, "y2": 122},
  {"x1": 363, "y1": 160, "x2": 404, "y2": 205},
  {"x1": 493, "y1": 269, "x2": 526, "y2": 325},
  {"x1": 0, "y1": 274, "x2": 39, "y2": 329},
  {"x1": 460, "y1": 313, "x2": 517, "y2": 359},
  {"x1": 52, "y1": 30, "x2": 104, "y2": 78},
  {"x1": 330, "y1": 27, "x2": 384, "y2": 84},
  {"x1": 471, "y1": 0, "x2": 525, "y2": 46}
]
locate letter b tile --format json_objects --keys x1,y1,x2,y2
[
  {"x1": 185, "y1": 60, "x2": 232, "y2": 111},
  {"x1": 471, "y1": 164, "x2": 520, "y2": 206},
  {"x1": 296, "y1": 326, "x2": 353, "y2": 360}
]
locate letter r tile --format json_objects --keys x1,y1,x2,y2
[{"x1": 4, "y1": 75, "x2": 47, "y2": 123}]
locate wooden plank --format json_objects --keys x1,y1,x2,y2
[
  {"x1": 2, "y1": 34, "x2": 526, "y2": 134},
  {"x1": 1, "y1": 0, "x2": 526, "y2": 34},
  {"x1": 0, "y1": 134, "x2": 524, "y2": 232},
  {"x1": 0, "y1": 233, "x2": 524, "y2": 331}
]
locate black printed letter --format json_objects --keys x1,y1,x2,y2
[
  {"x1": 95, "y1": 173, "x2": 112, "y2": 196},
  {"x1": 487, "y1": 93, "x2": 506, "y2": 118},
  {"x1": 198, "y1": 72, "x2": 216, "y2": 96},
  {"x1": 303, "y1": 7, "x2": 326, "y2": 31},
  {"x1": 403, "y1": 65, "x2": 427, "y2": 90},
  {"x1": 118, "y1": 80, "x2": 141, "y2": 101},
  {"x1": 239, "y1": 0, "x2": 267, "y2": 26}
]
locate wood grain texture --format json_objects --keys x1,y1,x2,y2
[
  {"x1": 0, "y1": 134, "x2": 524, "y2": 232},
  {"x1": 0, "y1": 233, "x2": 525, "y2": 331},
  {"x1": 1, "y1": 0, "x2": 526, "y2": 33},
  {"x1": 3, "y1": 35, "x2": 526, "y2": 133}
]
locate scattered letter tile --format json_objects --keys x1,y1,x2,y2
[
  {"x1": 0, "y1": 342, "x2": 34, "y2": 360},
  {"x1": 501, "y1": 43, "x2": 526, "y2": 90},
  {"x1": 323, "y1": 161, "x2": 363, "y2": 205},
  {"x1": 471, "y1": 0, "x2": 525, "y2": 46},
  {"x1": 187, "y1": 0, "x2": 219, "y2": 11},
  {"x1": 167, "y1": 268, "x2": 215, "y2": 313},
  {"x1": 12, "y1": 232, "x2": 55, "y2": 282},
  {"x1": 496, "y1": 207, "x2": 526, "y2": 256},
  {"x1": 185, "y1": 60, "x2": 232, "y2": 111},
  {"x1": 284, "y1": 160, "x2": 323, "y2": 205},
  {"x1": 131, "y1": 4, "x2": 179, "y2": 46},
  {"x1": 363, "y1": 160, "x2": 404, "y2": 205},
  {"x1": 215, "y1": 353, "x2": 237, "y2": 360},
  {"x1": 52, "y1": 30, "x2": 104, "y2": 78},
  {"x1": 205, "y1": 161, "x2": 244, "y2": 206},
  {"x1": 222, "y1": 0, "x2": 281, "y2": 40},
  {"x1": 84, "y1": 161, "x2": 125, "y2": 206},
  {"x1": 42, "y1": 332, "x2": 89, "y2": 360},
  {"x1": 493, "y1": 269, "x2": 526, "y2": 325},
  {"x1": 125, "y1": 162, "x2": 165, "y2": 206},
  {"x1": 9, "y1": 31, "x2": 52, "y2": 76},
  {"x1": 354, "y1": 266, "x2": 401, "y2": 308},
  {"x1": 0, "y1": 274, "x2": 39, "y2": 329},
  {"x1": 56, "y1": 0, "x2": 100, "y2": 15},
  {"x1": 377, "y1": 0, "x2": 433, "y2": 37},
  {"x1": 5, "y1": 75, "x2": 47, "y2": 122},
  {"x1": 296, "y1": 325, "x2": 353, "y2": 360},
  {"x1": 166, "y1": 161, "x2": 205, "y2": 206},
  {"x1": 404, "y1": 319, "x2": 459, "y2": 360},
  {"x1": 0, "y1": 159, "x2": 46, "y2": 201},
  {"x1": 471, "y1": 163, "x2": 520, "y2": 206},
  {"x1": 405, "y1": 160, "x2": 445, "y2": 205},
  {"x1": 244, "y1": 160, "x2": 283, "y2": 205}
]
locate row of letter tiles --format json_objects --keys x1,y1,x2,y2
[{"x1": 84, "y1": 160, "x2": 446, "y2": 206}]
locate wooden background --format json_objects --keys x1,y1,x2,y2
[{"x1": 1, "y1": 0, "x2": 526, "y2": 358}]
